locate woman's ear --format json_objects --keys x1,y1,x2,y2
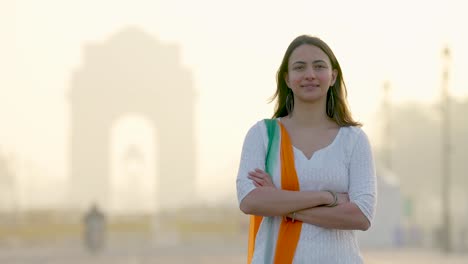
[
  {"x1": 284, "y1": 72, "x2": 290, "y2": 87},
  {"x1": 331, "y1": 69, "x2": 338, "y2": 86}
]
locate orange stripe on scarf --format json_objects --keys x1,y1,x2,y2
[
  {"x1": 273, "y1": 122, "x2": 302, "y2": 263},
  {"x1": 246, "y1": 121, "x2": 302, "y2": 264},
  {"x1": 247, "y1": 215, "x2": 262, "y2": 263}
]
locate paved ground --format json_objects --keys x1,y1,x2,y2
[
  {"x1": 1, "y1": 235, "x2": 467, "y2": 264},
  {"x1": 364, "y1": 249, "x2": 468, "y2": 264}
]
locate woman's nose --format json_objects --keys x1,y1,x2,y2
[{"x1": 304, "y1": 66, "x2": 316, "y2": 79}]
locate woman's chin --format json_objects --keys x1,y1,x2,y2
[{"x1": 296, "y1": 94, "x2": 326, "y2": 104}]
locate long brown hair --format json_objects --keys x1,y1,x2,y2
[{"x1": 271, "y1": 35, "x2": 361, "y2": 127}]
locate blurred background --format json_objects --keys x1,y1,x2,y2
[{"x1": 1, "y1": 0, "x2": 467, "y2": 263}]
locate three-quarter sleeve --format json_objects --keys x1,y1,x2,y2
[
  {"x1": 236, "y1": 121, "x2": 267, "y2": 205},
  {"x1": 348, "y1": 129, "x2": 377, "y2": 225}
]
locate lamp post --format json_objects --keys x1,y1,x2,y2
[
  {"x1": 441, "y1": 46, "x2": 452, "y2": 253},
  {"x1": 383, "y1": 81, "x2": 392, "y2": 171}
]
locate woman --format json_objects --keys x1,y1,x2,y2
[{"x1": 236, "y1": 35, "x2": 376, "y2": 263}]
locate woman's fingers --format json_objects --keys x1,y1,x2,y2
[
  {"x1": 336, "y1": 192, "x2": 350, "y2": 204},
  {"x1": 248, "y1": 174, "x2": 265, "y2": 185},
  {"x1": 248, "y1": 172, "x2": 265, "y2": 182},
  {"x1": 249, "y1": 177, "x2": 263, "y2": 184},
  {"x1": 248, "y1": 169, "x2": 273, "y2": 187},
  {"x1": 249, "y1": 170, "x2": 265, "y2": 177},
  {"x1": 249, "y1": 170, "x2": 270, "y2": 179}
]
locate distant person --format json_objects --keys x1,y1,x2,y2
[
  {"x1": 236, "y1": 35, "x2": 377, "y2": 263},
  {"x1": 83, "y1": 203, "x2": 106, "y2": 254}
]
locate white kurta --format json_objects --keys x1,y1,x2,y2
[{"x1": 236, "y1": 119, "x2": 377, "y2": 264}]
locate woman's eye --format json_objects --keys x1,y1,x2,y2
[
  {"x1": 293, "y1": 65, "x2": 304, "y2": 70},
  {"x1": 314, "y1": 64, "x2": 326, "y2": 69}
]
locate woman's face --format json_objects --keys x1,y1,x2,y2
[{"x1": 285, "y1": 44, "x2": 337, "y2": 104}]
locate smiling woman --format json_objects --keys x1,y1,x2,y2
[
  {"x1": 236, "y1": 35, "x2": 377, "y2": 264},
  {"x1": 285, "y1": 45, "x2": 337, "y2": 106}
]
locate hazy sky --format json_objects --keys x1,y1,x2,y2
[{"x1": 1, "y1": 0, "x2": 467, "y2": 208}]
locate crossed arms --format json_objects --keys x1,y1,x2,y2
[{"x1": 239, "y1": 169, "x2": 371, "y2": 231}]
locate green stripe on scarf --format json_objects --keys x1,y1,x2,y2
[{"x1": 263, "y1": 118, "x2": 280, "y2": 264}]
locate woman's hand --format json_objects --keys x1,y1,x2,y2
[
  {"x1": 336, "y1": 192, "x2": 350, "y2": 205},
  {"x1": 248, "y1": 168, "x2": 275, "y2": 188},
  {"x1": 323, "y1": 192, "x2": 349, "y2": 206}
]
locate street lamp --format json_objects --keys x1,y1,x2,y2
[{"x1": 441, "y1": 45, "x2": 452, "y2": 253}]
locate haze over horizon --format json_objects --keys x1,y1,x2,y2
[{"x1": 1, "y1": 0, "x2": 468, "y2": 210}]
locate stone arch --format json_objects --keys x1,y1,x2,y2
[{"x1": 68, "y1": 27, "x2": 196, "y2": 212}]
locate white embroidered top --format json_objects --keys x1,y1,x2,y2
[{"x1": 236, "y1": 119, "x2": 377, "y2": 264}]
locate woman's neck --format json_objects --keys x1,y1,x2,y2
[{"x1": 286, "y1": 98, "x2": 332, "y2": 128}]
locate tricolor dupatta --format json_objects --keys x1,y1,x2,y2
[
  {"x1": 247, "y1": 119, "x2": 302, "y2": 264},
  {"x1": 247, "y1": 119, "x2": 278, "y2": 264}
]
